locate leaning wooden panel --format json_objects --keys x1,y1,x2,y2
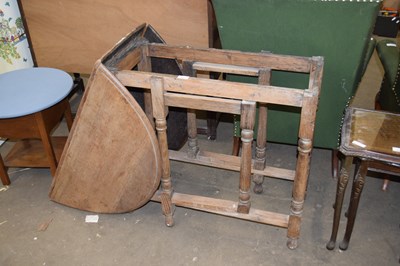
[
  {"x1": 20, "y1": 0, "x2": 209, "y2": 74},
  {"x1": 49, "y1": 62, "x2": 161, "y2": 213}
]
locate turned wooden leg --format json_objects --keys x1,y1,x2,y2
[
  {"x1": 253, "y1": 68, "x2": 270, "y2": 194},
  {"x1": 181, "y1": 60, "x2": 200, "y2": 158},
  {"x1": 237, "y1": 101, "x2": 256, "y2": 214},
  {"x1": 287, "y1": 138, "x2": 312, "y2": 249},
  {"x1": 151, "y1": 77, "x2": 174, "y2": 227},
  {"x1": 326, "y1": 156, "x2": 352, "y2": 250},
  {"x1": 156, "y1": 117, "x2": 175, "y2": 227},
  {"x1": 339, "y1": 159, "x2": 368, "y2": 250},
  {"x1": 253, "y1": 103, "x2": 267, "y2": 194},
  {"x1": 187, "y1": 109, "x2": 199, "y2": 158},
  {"x1": 0, "y1": 154, "x2": 10, "y2": 186},
  {"x1": 160, "y1": 192, "x2": 174, "y2": 227}
]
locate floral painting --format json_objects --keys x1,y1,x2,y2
[{"x1": 0, "y1": 0, "x2": 33, "y2": 73}]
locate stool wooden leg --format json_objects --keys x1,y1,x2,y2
[
  {"x1": 63, "y1": 99, "x2": 74, "y2": 131},
  {"x1": 35, "y1": 112, "x2": 58, "y2": 176},
  {"x1": 326, "y1": 156, "x2": 352, "y2": 250},
  {"x1": 237, "y1": 101, "x2": 256, "y2": 214},
  {"x1": 0, "y1": 154, "x2": 10, "y2": 185},
  {"x1": 339, "y1": 159, "x2": 368, "y2": 250}
]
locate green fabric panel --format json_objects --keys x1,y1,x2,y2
[
  {"x1": 212, "y1": 0, "x2": 379, "y2": 149},
  {"x1": 376, "y1": 39, "x2": 400, "y2": 113}
]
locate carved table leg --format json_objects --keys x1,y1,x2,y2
[
  {"x1": 332, "y1": 149, "x2": 340, "y2": 178},
  {"x1": 326, "y1": 156, "x2": 352, "y2": 250},
  {"x1": 237, "y1": 101, "x2": 256, "y2": 214},
  {"x1": 151, "y1": 77, "x2": 175, "y2": 227},
  {"x1": 339, "y1": 159, "x2": 368, "y2": 250}
]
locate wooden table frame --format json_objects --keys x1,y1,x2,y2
[
  {"x1": 0, "y1": 98, "x2": 73, "y2": 185},
  {"x1": 100, "y1": 24, "x2": 323, "y2": 249}
]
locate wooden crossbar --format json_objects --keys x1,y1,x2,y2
[
  {"x1": 164, "y1": 92, "x2": 242, "y2": 115},
  {"x1": 151, "y1": 191, "x2": 289, "y2": 228},
  {"x1": 147, "y1": 43, "x2": 312, "y2": 73},
  {"x1": 192, "y1": 62, "x2": 259, "y2": 76},
  {"x1": 169, "y1": 150, "x2": 295, "y2": 181},
  {"x1": 115, "y1": 70, "x2": 306, "y2": 107}
]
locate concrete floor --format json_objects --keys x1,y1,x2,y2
[{"x1": 1, "y1": 37, "x2": 400, "y2": 265}]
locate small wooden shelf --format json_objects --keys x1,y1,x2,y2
[{"x1": 4, "y1": 137, "x2": 67, "y2": 168}]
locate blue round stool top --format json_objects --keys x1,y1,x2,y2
[{"x1": 0, "y1": 67, "x2": 73, "y2": 119}]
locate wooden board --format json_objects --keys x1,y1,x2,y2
[
  {"x1": 20, "y1": 0, "x2": 209, "y2": 74},
  {"x1": 49, "y1": 62, "x2": 161, "y2": 213}
]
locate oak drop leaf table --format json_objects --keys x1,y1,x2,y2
[
  {"x1": 57, "y1": 24, "x2": 323, "y2": 249},
  {"x1": 0, "y1": 67, "x2": 73, "y2": 185}
]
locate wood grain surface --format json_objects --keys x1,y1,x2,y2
[
  {"x1": 20, "y1": 0, "x2": 209, "y2": 74},
  {"x1": 49, "y1": 62, "x2": 161, "y2": 213}
]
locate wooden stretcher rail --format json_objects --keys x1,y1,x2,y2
[
  {"x1": 169, "y1": 150, "x2": 295, "y2": 181},
  {"x1": 151, "y1": 191, "x2": 289, "y2": 228},
  {"x1": 147, "y1": 43, "x2": 312, "y2": 73},
  {"x1": 115, "y1": 70, "x2": 306, "y2": 107},
  {"x1": 192, "y1": 62, "x2": 260, "y2": 76},
  {"x1": 164, "y1": 93, "x2": 242, "y2": 115}
]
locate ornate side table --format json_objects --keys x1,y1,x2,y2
[{"x1": 327, "y1": 107, "x2": 400, "y2": 250}]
